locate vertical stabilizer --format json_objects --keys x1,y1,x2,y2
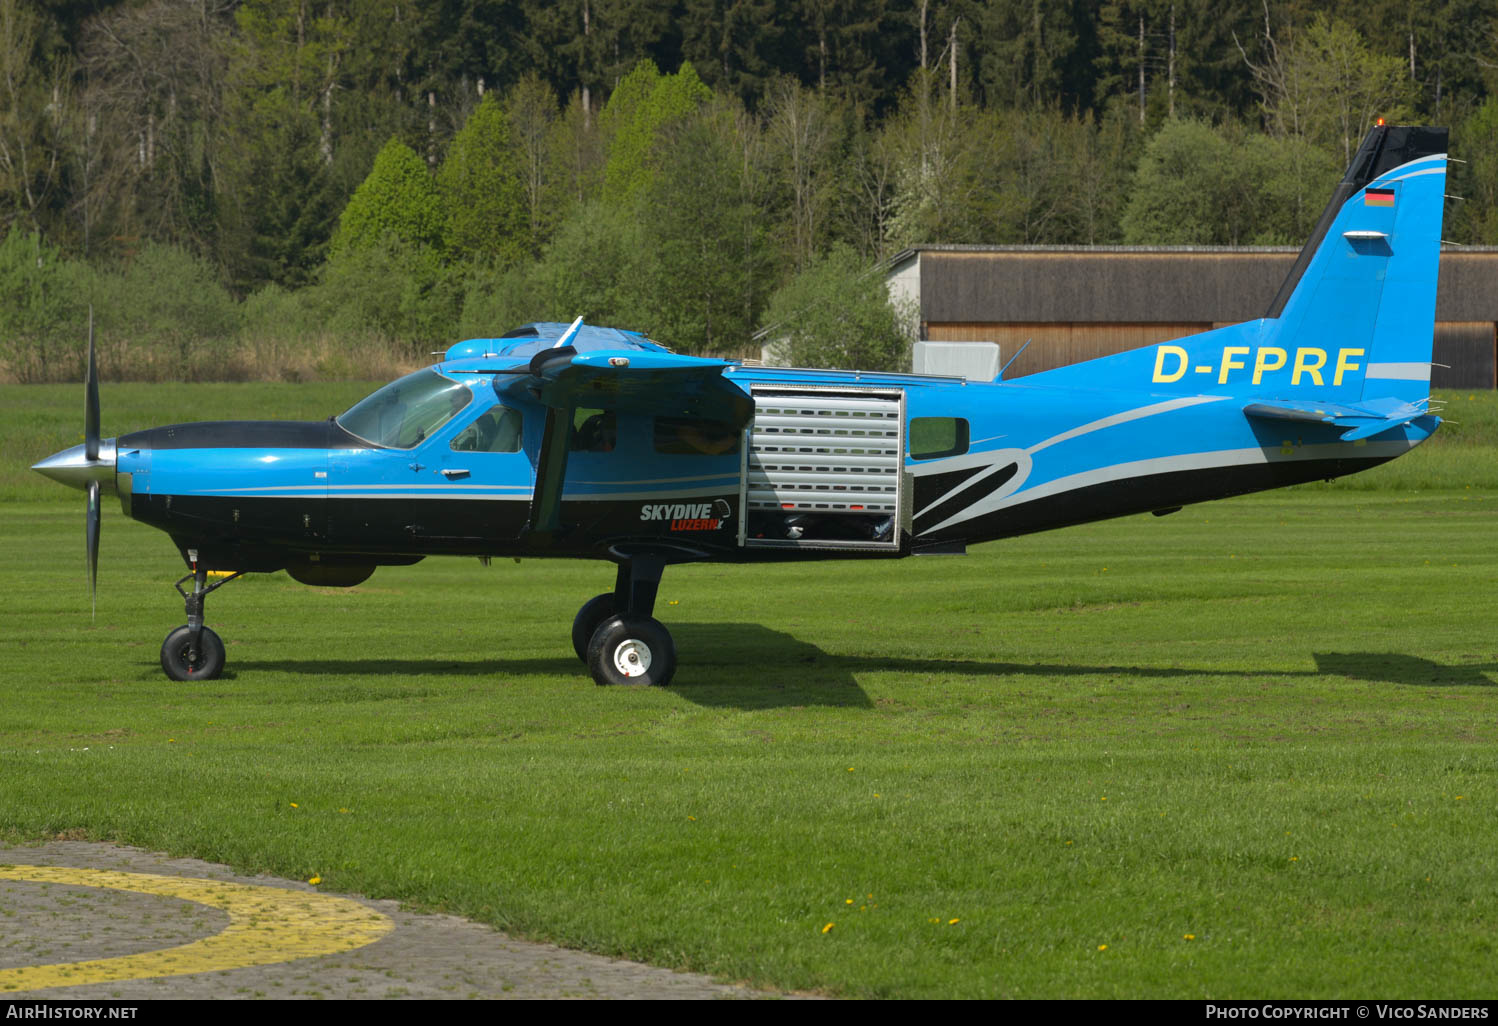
[{"x1": 1263, "y1": 125, "x2": 1448, "y2": 404}]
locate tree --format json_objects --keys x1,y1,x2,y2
[
  {"x1": 0, "y1": 0, "x2": 70, "y2": 237},
  {"x1": 0, "y1": 226, "x2": 88, "y2": 381},
  {"x1": 438, "y1": 94, "x2": 527, "y2": 267},
  {"x1": 763, "y1": 76, "x2": 846, "y2": 268},
  {"x1": 598, "y1": 59, "x2": 711, "y2": 204},
  {"x1": 760, "y1": 244, "x2": 912, "y2": 371},
  {"x1": 1237, "y1": 13, "x2": 1411, "y2": 162},
  {"x1": 1120, "y1": 116, "x2": 1338, "y2": 245},
  {"x1": 636, "y1": 101, "x2": 770, "y2": 354},
  {"x1": 331, "y1": 137, "x2": 445, "y2": 255},
  {"x1": 505, "y1": 71, "x2": 559, "y2": 255},
  {"x1": 76, "y1": 0, "x2": 237, "y2": 260}
]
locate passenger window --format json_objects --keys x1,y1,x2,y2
[
  {"x1": 654, "y1": 417, "x2": 740, "y2": 455},
  {"x1": 571, "y1": 408, "x2": 616, "y2": 452},
  {"x1": 451, "y1": 406, "x2": 523, "y2": 453},
  {"x1": 909, "y1": 417, "x2": 969, "y2": 460}
]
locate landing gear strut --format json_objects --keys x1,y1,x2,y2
[
  {"x1": 161, "y1": 552, "x2": 241, "y2": 681},
  {"x1": 578, "y1": 556, "x2": 676, "y2": 687}
]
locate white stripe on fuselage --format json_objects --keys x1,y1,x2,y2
[{"x1": 923, "y1": 439, "x2": 1417, "y2": 535}]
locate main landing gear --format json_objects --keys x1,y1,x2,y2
[
  {"x1": 161, "y1": 552, "x2": 241, "y2": 681},
  {"x1": 573, "y1": 556, "x2": 677, "y2": 687}
]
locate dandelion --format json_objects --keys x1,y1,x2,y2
[
  {"x1": 289, "y1": 803, "x2": 299, "y2": 808},
  {"x1": 821, "y1": 923, "x2": 834, "y2": 934},
  {"x1": 1098, "y1": 944, "x2": 1108, "y2": 951},
  {"x1": 687, "y1": 816, "x2": 696, "y2": 821},
  {"x1": 308, "y1": 876, "x2": 321, "y2": 885},
  {"x1": 845, "y1": 899, "x2": 853, "y2": 905},
  {"x1": 1289, "y1": 856, "x2": 1299, "y2": 862},
  {"x1": 948, "y1": 918, "x2": 960, "y2": 925},
  {"x1": 847, "y1": 767, "x2": 854, "y2": 772},
  {"x1": 1183, "y1": 934, "x2": 1195, "y2": 941}
]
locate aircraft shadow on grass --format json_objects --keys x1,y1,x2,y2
[{"x1": 138, "y1": 630, "x2": 1495, "y2": 710}]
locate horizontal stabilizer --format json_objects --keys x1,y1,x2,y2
[{"x1": 1243, "y1": 397, "x2": 1432, "y2": 441}]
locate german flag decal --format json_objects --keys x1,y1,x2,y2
[{"x1": 1365, "y1": 187, "x2": 1396, "y2": 207}]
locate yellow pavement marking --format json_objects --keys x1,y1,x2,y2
[{"x1": 0, "y1": 866, "x2": 393, "y2": 992}]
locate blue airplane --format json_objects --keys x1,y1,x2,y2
[{"x1": 34, "y1": 124, "x2": 1449, "y2": 687}]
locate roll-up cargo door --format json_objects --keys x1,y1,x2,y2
[{"x1": 739, "y1": 385, "x2": 906, "y2": 551}]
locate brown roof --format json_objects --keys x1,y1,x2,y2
[{"x1": 895, "y1": 246, "x2": 1498, "y2": 324}]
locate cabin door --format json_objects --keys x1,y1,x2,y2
[{"x1": 739, "y1": 385, "x2": 907, "y2": 552}]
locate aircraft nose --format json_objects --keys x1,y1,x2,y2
[{"x1": 32, "y1": 439, "x2": 118, "y2": 492}]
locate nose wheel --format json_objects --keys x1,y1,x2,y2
[
  {"x1": 161, "y1": 624, "x2": 225, "y2": 680},
  {"x1": 161, "y1": 555, "x2": 241, "y2": 682}
]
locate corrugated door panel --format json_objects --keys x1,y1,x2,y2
[{"x1": 743, "y1": 387, "x2": 905, "y2": 549}]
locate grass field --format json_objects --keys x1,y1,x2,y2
[{"x1": 3, "y1": 384, "x2": 1497, "y2": 998}]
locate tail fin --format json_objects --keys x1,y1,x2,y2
[
  {"x1": 1032, "y1": 125, "x2": 1448, "y2": 408},
  {"x1": 1263, "y1": 124, "x2": 1447, "y2": 405}
]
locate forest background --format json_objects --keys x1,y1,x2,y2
[{"x1": 3, "y1": 0, "x2": 1498, "y2": 382}]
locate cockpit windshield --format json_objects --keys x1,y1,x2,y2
[{"x1": 336, "y1": 368, "x2": 473, "y2": 449}]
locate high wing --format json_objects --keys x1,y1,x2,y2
[{"x1": 484, "y1": 344, "x2": 753, "y2": 537}]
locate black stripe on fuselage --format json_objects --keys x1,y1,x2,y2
[
  {"x1": 919, "y1": 453, "x2": 1394, "y2": 545},
  {"x1": 118, "y1": 420, "x2": 374, "y2": 451},
  {"x1": 913, "y1": 463, "x2": 1018, "y2": 536}
]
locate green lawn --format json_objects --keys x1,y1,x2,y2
[{"x1": 2, "y1": 383, "x2": 1496, "y2": 998}]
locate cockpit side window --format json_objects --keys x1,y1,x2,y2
[
  {"x1": 337, "y1": 369, "x2": 472, "y2": 449},
  {"x1": 654, "y1": 417, "x2": 741, "y2": 455},
  {"x1": 451, "y1": 406, "x2": 523, "y2": 453},
  {"x1": 570, "y1": 408, "x2": 616, "y2": 452}
]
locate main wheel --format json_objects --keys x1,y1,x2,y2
[
  {"x1": 586, "y1": 614, "x2": 676, "y2": 687},
  {"x1": 160, "y1": 625, "x2": 225, "y2": 681},
  {"x1": 571, "y1": 593, "x2": 620, "y2": 663}
]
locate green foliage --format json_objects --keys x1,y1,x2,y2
[
  {"x1": 0, "y1": 227, "x2": 90, "y2": 382},
  {"x1": 1449, "y1": 97, "x2": 1498, "y2": 244},
  {"x1": 599, "y1": 59, "x2": 712, "y2": 204},
  {"x1": 761, "y1": 244, "x2": 912, "y2": 371},
  {"x1": 1121, "y1": 118, "x2": 1339, "y2": 245},
  {"x1": 332, "y1": 138, "x2": 446, "y2": 256},
  {"x1": 456, "y1": 262, "x2": 546, "y2": 339},
  {"x1": 634, "y1": 103, "x2": 771, "y2": 353},
  {"x1": 92, "y1": 243, "x2": 242, "y2": 374},
  {"x1": 311, "y1": 234, "x2": 460, "y2": 347},
  {"x1": 529, "y1": 198, "x2": 650, "y2": 329},
  {"x1": 438, "y1": 95, "x2": 528, "y2": 268}
]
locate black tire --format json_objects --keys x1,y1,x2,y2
[
  {"x1": 571, "y1": 593, "x2": 620, "y2": 663},
  {"x1": 586, "y1": 614, "x2": 676, "y2": 687},
  {"x1": 160, "y1": 625, "x2": 225, "y2": 681}
]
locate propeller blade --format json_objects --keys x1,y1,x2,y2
[
  {"x1": 85, "y1": 308, "x2": 99, "y2": 462},
  {"x1": 86, "y1": 478, "x2": 100, "y2": 620}
]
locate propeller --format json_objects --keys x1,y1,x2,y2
[
  {"x1": 30, "y1": 307, "x2": 117, "y2": 620},
  {"x1": 85, "y1": 309, "x2": 100, "y2": 619}
]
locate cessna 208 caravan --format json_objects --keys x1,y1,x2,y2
[{"x1": 34, "y1": 124, "x2": 1450, "y2": 687}]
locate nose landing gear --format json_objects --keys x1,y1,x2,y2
[{"x1": 161, "y1": 554, "x2": 242, "y2": 681}]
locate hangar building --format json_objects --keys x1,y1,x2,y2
[{"x1": 886, "y1": 246, "x2": 1498, "y2": 389}]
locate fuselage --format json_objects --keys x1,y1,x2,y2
[{"x1": 55, "y1": 356, "x2": 1433, "y2": 576}]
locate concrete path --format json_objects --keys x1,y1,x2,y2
[{"x1": 0, "y1": 842, "x2": 793, "y2": 1000}]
